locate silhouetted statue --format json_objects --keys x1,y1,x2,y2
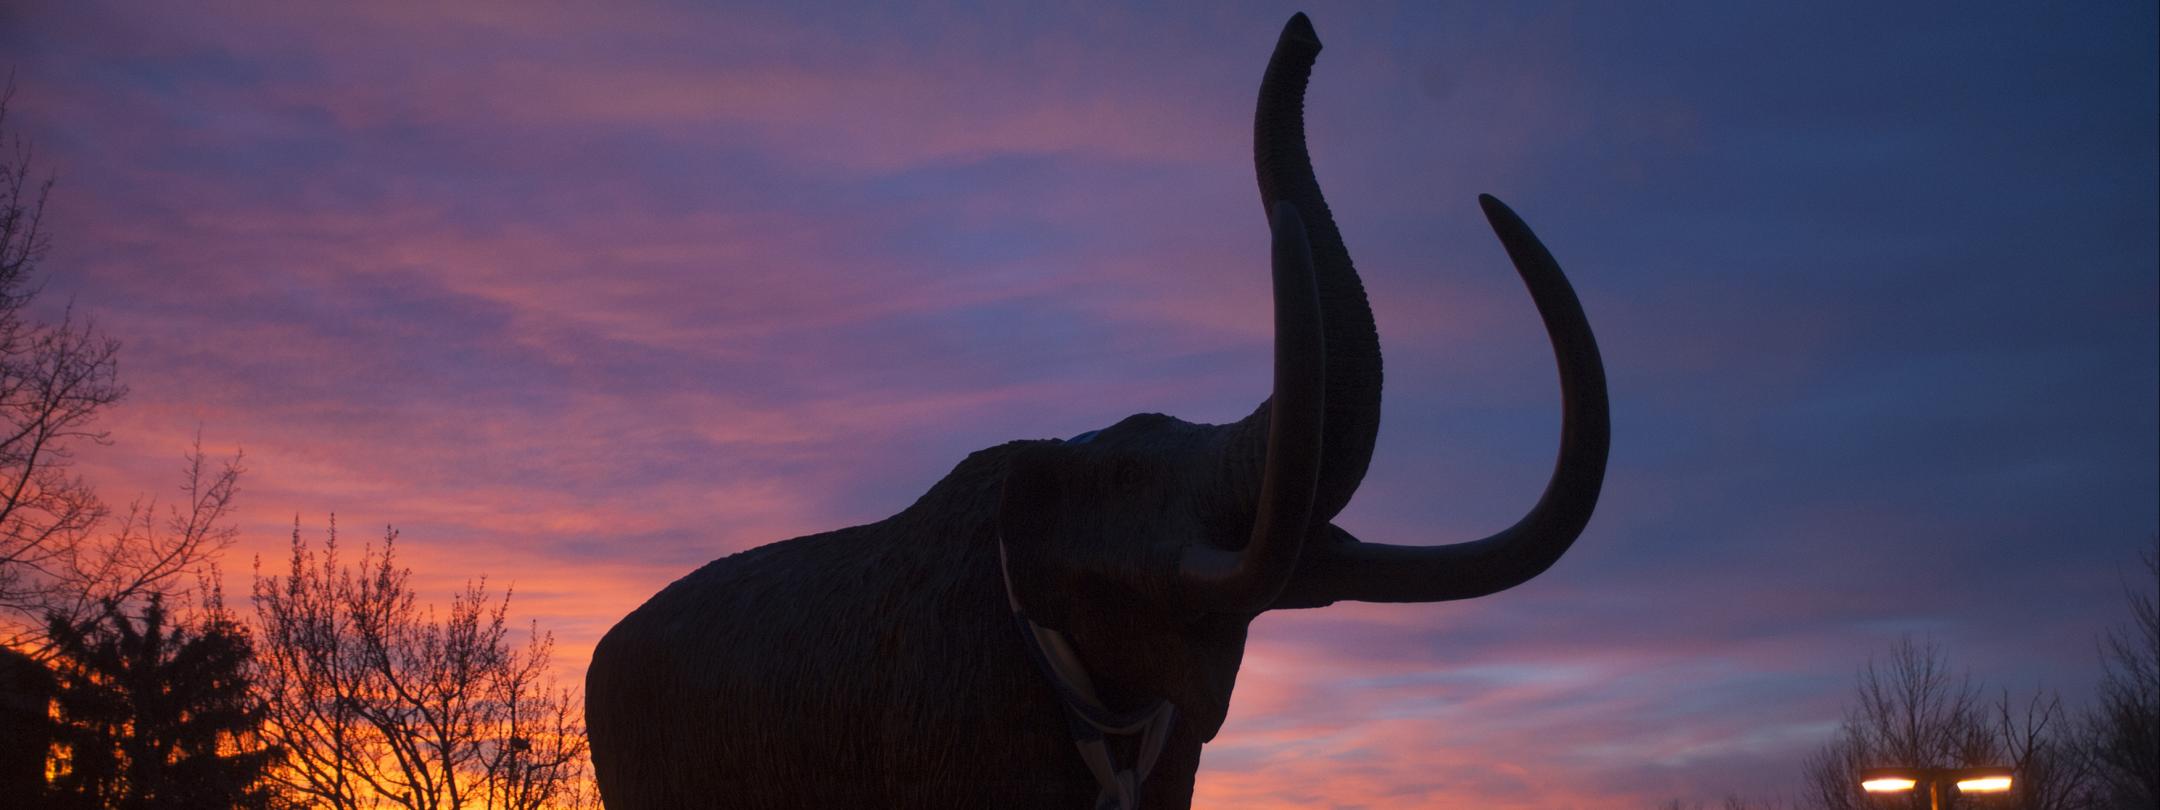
[{"x1": 587, "y1": 13, "x2": 1608, "y2": 809}]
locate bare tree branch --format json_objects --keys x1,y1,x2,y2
[
  {"x1": 1803, "y1": 637, "x2": 2101, "y2": 810},
  {"x1": 0, "y1": 78, "x2": 249, "y2": 657},
  {"x1": 2085, "y1": 539, "x2": 2159, "y2": 810},
  {"x1": 252, "y1": 521, "x2": 593, "y2": 809}
]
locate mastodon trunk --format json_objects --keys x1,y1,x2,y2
[{"x1": 1226, "y1": 13, "x2": 1382, "y2": 526}]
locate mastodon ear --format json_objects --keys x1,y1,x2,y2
[
  {"x1": 998, "y1": 444, "x2": 1066, "y2": 542},
  {"x1": 997, "y1": 443, "x2": 1073, "y2": 622}
]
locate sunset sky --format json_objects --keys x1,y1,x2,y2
[{"x1": 3, "y1": 2, "x2": 2156, "y2": 807}]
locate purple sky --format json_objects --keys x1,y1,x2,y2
[{"x1": 5, "y1": 2, "x2": 2156, "y2": 806}]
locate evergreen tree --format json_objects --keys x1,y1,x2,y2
[{"x1": 43, "y1": 594, "x2": 280, "y2": 809}]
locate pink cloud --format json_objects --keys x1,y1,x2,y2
[{"x1": 22, "y1": 3, "x2": 2137, "y2": 808}]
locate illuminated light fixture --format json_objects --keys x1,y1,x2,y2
[
  {"x1": 1858, "y1": 765, "x2": 2014, "y2": 808},
  {"x1": 1955, "y1": 774, "x2": 2013, "y2": 793},
  {"x1": 1861, "y1": 777, "x2": 1918, "y2": 793},
  {"x1": 1859, "y1": 767, "x2": 1920, "y2": 793}
]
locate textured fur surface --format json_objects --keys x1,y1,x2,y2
[{"x1": 588, "y1": 416, "x2": 1254, "y2": 809}]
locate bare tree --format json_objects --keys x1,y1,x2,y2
[
  {"x1": 1992, "y1": 688, "x2": 2097, "y2": 810},
  {"x1": 0, "y1": 78, "x2": 245, "y2": 651},
  {"x1": 251, "y1": 520, "x2": 592, "y2": 810},
  {"x1": 0, "y1": 77, "x2": 120, "y2": 633},
  {"x1": 2085, "y1": 540, "x2": 2158, "y2": 810},
  {"x1": 24, "y1": 439, "x2": 244, "y2": 638},
  {"x1": 1803, "y1": 637, "x2": 1998, "y2": 810},
  {"x1": 1657, "y1": 796, "x2": 1789, "y2": 809},
  {"x1": 1805, "y1": 637, "x2": 2103, "y2": 810}
]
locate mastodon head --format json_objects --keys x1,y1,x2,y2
[{"x1": 992, "y1": 12, "x2": 1609, "y2": 739}]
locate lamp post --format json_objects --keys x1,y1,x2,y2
[{"x1": 1858, "y1": 766, "x2": 2014, "y2": 810}]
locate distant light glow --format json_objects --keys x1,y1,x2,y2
[
  {"x1": 1957, "y1": 776, "x2": 2013, "y2": 793},
  {"x1": 1861, "y1": 778, "x2": 1917, "y2": 793}
]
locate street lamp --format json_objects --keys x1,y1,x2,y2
[{"x1": 1858, "y1": 766, "x2": 2014, "y2": 809}]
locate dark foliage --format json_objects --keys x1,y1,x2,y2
[
  {"x1": 0, "y1": 642, "x2": 53, "y2": 799},
  {"x1": 41, "y1": 594, "x2": 280, "y2": 809}
]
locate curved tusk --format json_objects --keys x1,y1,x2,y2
[
  {"x1": 1181, "y1": 201, "x2": 1327, "y2": 613},
  {"x1": 1271, "y1": 196, "x2": 1609, "y2": 607}
]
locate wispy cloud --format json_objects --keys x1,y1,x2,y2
[{"x1": 6, "y1": 1, "x2": 2155, "y2": 806}]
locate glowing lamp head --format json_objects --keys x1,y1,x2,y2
[
  {"x1": 1861, "y1": 777, "x2": 1918, "y2": 793},
  {"x1": 1859, "y1": 767, "x2": 1921, "y2": 793},
  {"x1": 1956, "y1": 774, "x2": 2013, "y2": 793}
]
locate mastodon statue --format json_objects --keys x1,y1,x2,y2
[{"x1": 588, "y1": 13, "x2": 1609, "y2": 809}]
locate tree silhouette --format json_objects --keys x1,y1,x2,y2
[
  {"x1": 1804, "y1": 638, "x2": 1998, "y2": 809},
  {"x1": 0, "y1": 77, "x2": 126, "y2": 639},
  {"x1": 0, "y1": 641, "x2": 53, "y2": 800},
  {"x1": 42, "y1": 593, "x2": 280, "y2": 809},
  {"x1": 251, "y1": 521, "x2": 591, "y2": 810},
  {"x1": 2085, "y1": 541, "x2": 2158, "y2": 809},
  {"x1": 1803, "y1": 637, "x2": 2098, "y2": 810},
  {"x1": 0, "y1": 78, "x2": 242, "y2": 653}
]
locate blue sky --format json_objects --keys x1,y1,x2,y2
[{"x1": 4, "y1": 2, "x2": 2154, "y2": 805}]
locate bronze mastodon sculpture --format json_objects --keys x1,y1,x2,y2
[{"x1": 587, "y1": 13, "x2": 1609, "y2": 809}]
